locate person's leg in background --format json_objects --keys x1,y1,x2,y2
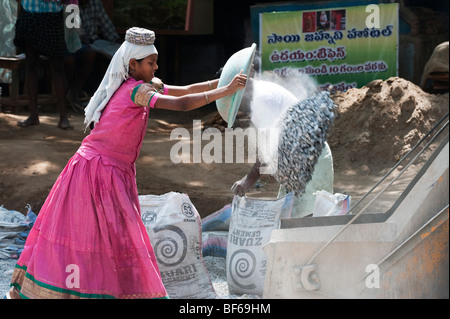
[
  {"x1": 66, "y1": 46, "x2": 96, "y2": 112},
  {"x1": 50, "y1": 55, "x2": 73, "y2": 130},
  {"x1": 17, "y1": 45, "x2": 40, "y2": 127}
]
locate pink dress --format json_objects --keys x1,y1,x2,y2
[{"x1": 11, "y1": 78, "x2": 168, "y2": 299}]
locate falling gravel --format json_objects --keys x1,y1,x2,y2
[{"x1": 275, "y1": 90, "x2": 337, "y2": 195}]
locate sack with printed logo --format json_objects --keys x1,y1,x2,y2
[
  {"x1": 226, "y1": 193, "x2": 293, "y2": 296},
  {"x1": 139, "y1": 192, "x2": 216, "y2": 299}
]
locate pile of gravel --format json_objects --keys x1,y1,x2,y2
[
  {"x1": 0, "y1": 258, "x2": 15, "y2": 297},
  {"x1": 1, "y1": 256, "x2": 257, "y2": 299}
]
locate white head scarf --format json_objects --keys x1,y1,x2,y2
[{"x1": 83, "y1": 27, "x2": 158, "y2": 129}]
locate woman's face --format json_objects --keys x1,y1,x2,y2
[{"x1": 130, "y1": 54, "x2": 158, "y2": 82}]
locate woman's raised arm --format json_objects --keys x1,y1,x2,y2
[{"x1": 154, "y1": 71, "x2": 246, "y2": 112}]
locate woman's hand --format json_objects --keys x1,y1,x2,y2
[
  {"x1": 230, "y1": 160, "x2": 261, "y2": 197},
  {"x1": 227, "y1": 70, "x2": 247, "y2": 93}
]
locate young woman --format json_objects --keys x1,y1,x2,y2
[{"x1": 7, "y1": 27, "x2": 247, "y2": 299}]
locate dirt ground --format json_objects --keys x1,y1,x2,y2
[
  {"x1": 0, "y1": 104, "x2": 275, "y2": 218},
  {"x1": 0, "y1": 77, "x2": 448, "y2": 218}
]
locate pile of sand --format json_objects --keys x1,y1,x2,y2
[{"x1": 328, "y1": 77, "x2": 449, "y2": 173}]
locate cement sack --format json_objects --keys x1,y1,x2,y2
[
  {"x1": 226, "y1": 193, "x2": 293, "y2": 296},
  {"x1": 312, "y1": 190, "x2": 351, "y2": 217},
  {"x1": 0, "y1": 206, "x2": 26, "y2": 230},
  {"x1": 0, "y1": 205, "x2": 36, "y2": 259},
  {"x1": 139, "y1": 192, "x2": 216, "y2": 299}
]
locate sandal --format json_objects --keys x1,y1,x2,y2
[
  {"x1": 17, "y1": 116, "x2": 39, "y2": 127},
  {"x1": 58, "y1": 118, "x2": 74, "y2": 130}
]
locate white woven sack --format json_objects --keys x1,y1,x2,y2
[{"x1": 139, "y1": 192, "x2": 216, "y2": 299}]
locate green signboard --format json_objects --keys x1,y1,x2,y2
[{"x1": 259, "y1": 3, "x2": 398, "y2": 90}]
